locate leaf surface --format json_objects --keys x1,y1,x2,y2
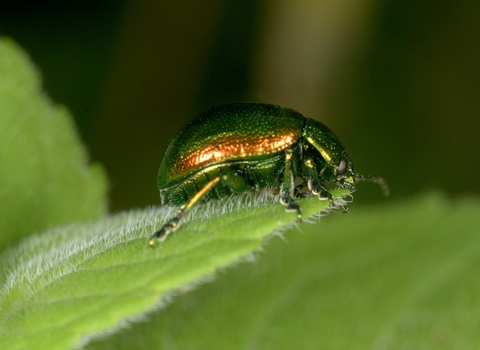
[
  {"x1": 85, "y1": 193, "x2": 480, "y2": 350},
  {"x1": 0, "y1": 191, "x2": 346, "y2": 350}
]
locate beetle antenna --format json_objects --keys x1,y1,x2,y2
[{"x1": 356, "y1": 174, "x2": 390, "y2": 196}]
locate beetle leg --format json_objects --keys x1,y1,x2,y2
[
  {"x1": 316, "y1": 166, "x2": 335, "y2": 205},
  {"x1": 307, "y1": 178, "x2": 317, "y2": 194},
  {"x1": 149, "y1": 175, "x2": 223, "y2": 246},
  {"x1": 303, "y1": 159, "x2": 334, "y2": 206},
  {"x1": 317, "y1": 186, "x2": 334, "y2": 205},
  {"x1": 303, "y1": 158, "x2": 320, "y2": 194},
  {"x1": 221, "y1": 168, "x2": 251, "y2": 193},
  {"x1": 280, "y1": 149, "x2": 302, "y2": 221}
]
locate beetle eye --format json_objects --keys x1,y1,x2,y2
[{"x1": 337, "y1": 157, "x2": 347, "y2": 174}]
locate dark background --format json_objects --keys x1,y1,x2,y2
[{"x1": 2, "y1": 0, "x2": 479, "y2": 212}]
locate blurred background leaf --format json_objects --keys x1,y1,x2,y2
[{"x1": 0, "y1": 37, "x2": 107, "y2": 250}]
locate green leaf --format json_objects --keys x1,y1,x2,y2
[
  {"x1": 0, "y1": 37, "x2": 108, "y2": 250},
  {"x1": 0, "y1": 190, "x2": 346, "y2": 350},
  {"x1": 84, "y1": 192, "x2": 480, "y2": 350}
]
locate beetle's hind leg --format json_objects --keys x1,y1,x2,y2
[
  {"x1": 148, "y1": 209, "x2": 186, "y2": 246},
  {"x1": 149, "y1": 175, "x2": 223, "y2": 247},
  {"x1": 149, "y1": 169, "x2": 251, "y2": 247},
  {"x1": 280, "y1": 149, "x2": 302, "y2": 221}
]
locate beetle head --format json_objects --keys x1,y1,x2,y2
[
  {"x1": 303, "y1": 118, "x2": 389, "y2": 196},
  {"x1": 303, "y1": 118, "x2": 352, "y2": 182},
  {"x1": 334, "y1": 152, "x2": 389, "y2": 196},
  {"x1": 335, "y1": 155, "x2": 389, "y2": 196},
  {"x1": 333, "y1": 153, "x2": 356, "y2": 190}
]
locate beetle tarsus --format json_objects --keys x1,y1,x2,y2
[
  {"x1": 280, "y1": 194, "x2": 303, "y2": 221},
  {"x1": 317, "y1": 189, "x2": 334, "y2": 207},
  {"x1": 288, "y1": 204, "x2": 302, "y2": 221},
  {"x1": 148, "y1": 213, "x2": 183, "y2": 248}
]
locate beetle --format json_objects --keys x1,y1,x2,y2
[{"x1": 148, "y1": 103, "x2": 388, "y2": 246}]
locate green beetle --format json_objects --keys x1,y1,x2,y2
[{"x1": 149, "y1": 103, "x2": 388, "y2": 246}]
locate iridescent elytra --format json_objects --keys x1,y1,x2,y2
[{"x1": 149, "y1": 103, "x2": 388, "y2": 246}]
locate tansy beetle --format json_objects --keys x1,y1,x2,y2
[{"x1": 149, "y1": 103, "x2": 388, "y2": 246}]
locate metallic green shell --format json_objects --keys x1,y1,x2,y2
[{"x1": 157, "y1": 103, "x2": 305, "y2": 189}]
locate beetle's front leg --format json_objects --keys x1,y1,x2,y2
[
  {"x1": 303, "y1": 158, "x2": 334, "y2": 206},
  {"x1": 308, "y1": 178, "x2": 334, "y2": 204},
  {"x1": 280, "y1": 149, "x2": 302, "y2": 221}
]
